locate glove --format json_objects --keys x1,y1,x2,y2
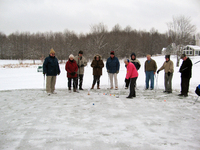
[
  {"x1": 70, "y1": 72, "x2": 76, "y2": 76},
  {"x1": 157, "y1": 70, "x2": 160, "y2": 74},
  {"x1": 125, "y1": 78, "x2": 128, "y2": 83},
  {"x1": 168, "y1": 72, "x2": 170, "y2": 76},
  {"x1": 116, "y1": 71, "x2": 119, "y2": 74},
  {"x1": 81, "y1": 64, "x2": 84, "y2": 67},
  {"x1": 43, "y1": 72, "x2": 46, "y2": 75}
]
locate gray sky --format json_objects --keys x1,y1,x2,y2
[{"x1": 0, "y1": 0, "x2": 200, "y2": 35}]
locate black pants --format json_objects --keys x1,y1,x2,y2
[
  {"x1": 77, "y1": 74, "x2": 83, "y2": 88},
  {"x1": 181, "y1": 77, "x2": 190, "y2": 95},
  {"x1": 92, "y1": 75, "x2": 100, "y2": 86},
  {"x1": 125, "y1": 78, "x2": 130, "y2": 88},
  {"x1": 125, "y1": 78, "x2": 137, "y2": 88},
  {"x1": 128, "y1": 77, "x2": 137, "y2": 97},
  {"x1": 68, "y1": 77, "x2": 77, "y2": 88}
]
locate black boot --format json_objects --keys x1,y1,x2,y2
[
  {"x1": 126, "y1": 95, "x2": 133, "y2": 98},
  {"x1": 79, "y1": 87, "x2": 84, "y2": 90},
  {"x1": 91, "y1": 85, "x2": 95, "y2": 89}
]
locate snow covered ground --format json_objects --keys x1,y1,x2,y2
[{"x1": 0, "y1": 55, "x2": 200, "y2": 150}]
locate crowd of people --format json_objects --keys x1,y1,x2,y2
[{"x1": 43, "y1": 48, "x2": 193, "y2": 98}]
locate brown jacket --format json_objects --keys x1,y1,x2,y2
[
  {"x1": 158, "y1": 60, "x2": 174, "y2": 73},
  {"x1": 144, "y1": 59, "x2": 157, "y2": 72},
  {"x1": 91, "y1": 54, "x2": 104, "y2": 76}
]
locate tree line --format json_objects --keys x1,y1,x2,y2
[{"x1": 0, "y1": 22, "x2": 195, "y2": 61}]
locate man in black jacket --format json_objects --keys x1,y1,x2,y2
[{"x1": 179, "y1": 54, "x2": 193, "y2": 97}]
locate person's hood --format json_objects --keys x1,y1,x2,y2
[
  {"x1": 93, "y1": 54, "x2": 102, "y2": 60},
  {"x1": 131, "y1": 53, "x2": 136, "y2": 60}
]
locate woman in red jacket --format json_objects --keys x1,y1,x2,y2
[
  {"x1": 124, "y1": 59, "x2": 138, "y2": 98},
  {"x1": 65, "y1": 54, "x2": 78, "y2": 92}
]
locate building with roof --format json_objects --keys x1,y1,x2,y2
[
  {"x1": 161, "y1": 43, "x2": 177, "y2": 55},
  {"x1": 183, "y1": 45, "x2": 200, "y2": 56}
]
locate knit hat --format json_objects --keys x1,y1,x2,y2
[
  {"x1": 79, "y1": 50, "x2": 83, "y2": 54},
  {"x1": 165, "y1": 55, "x2": 170, "y2": 59},
  {"x1": 180, "y1": 54, "x2": 186, "y2": 59},
  {"x1": 110, "y1": 51, "x2": 115, "y2": 55},
  {"x1": 69, "y1": 54, "x2": 74, "y2": 59},
  {"x1": 124, "y1": 59, "x2": 130, "y2": 63},
  {"x1": 50, "y1": 48, "x2": 55, "y2": 54}
]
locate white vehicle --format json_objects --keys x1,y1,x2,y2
[{"x1": 37, "y1": 66, "x2": 43, "y2": 72}]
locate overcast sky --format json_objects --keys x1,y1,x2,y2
[{"x1": 0, "y1": 0, "x2": 200, "y2": 35}]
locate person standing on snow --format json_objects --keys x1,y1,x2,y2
[
  {"x1": 178, "y1": 54, "x2": 193, "y2": 97},
  {"x1": 144, "y1": 54, "x2": 157, "y2": 90},
  {"x1": 106, "y1": 51, "x2": 120, "y2": 90},
  {"x1": 125, "y1": 52, "x2": 141, "y2": 89},
  {"x1": 157, "y1": 55, "x2": 174, "y2": 93},
  {"x1": 65, "y1": 54, "x2": 78, "y2": 92},
  {"x1": 74, "y1": 50, "x2": 87, "y2": 90},
  {"x1": 43, "y1": 48, "x2": 60, "y2": 95},
  {"x1": 124, "y1": 59, "x2": 138, "y2": 98},
  {"x1": 91, "y1": 54, "x2": 104, "y2": 89}
]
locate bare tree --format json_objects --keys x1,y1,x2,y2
[
  {"x1": 89, "y1": 23, "x2": 108, "y2": 55},
  {"x1": 0, "y1": 23, "x2": 170, "y2": 60},
  {"x1": 112, "y1": 24, "x2": 122, "y2": 33},
  {"x1": 124, "y1": 25, "x2": 132, "y2": 33},
  {"x1": 167, "y1": 15, "x2": 196, "y2": 66}
]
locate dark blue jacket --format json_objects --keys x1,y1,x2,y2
[
  {"x1": 106, "y1": 56, "x2": 120, "y2": 73},
  {"x1": 43, "y1": 55, "x2": 61, "y2": 76}
]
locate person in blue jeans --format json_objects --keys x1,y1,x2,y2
[{"x1": 144, "y1": 54, "x2": 157, "y2": 90}]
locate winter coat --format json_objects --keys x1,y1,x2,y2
[
  {"x1": 106, "y1": 56, "x2": 120, "y2": 73},
  {"x1": 130, "y1": 53, "x2": 141, "y2": 70},
  {"x1": 144, "y1": 59, "x2": 157, "y2": 72},
  {"x1": 126, "y1": 62, "x2": 138, "y2": 79},
  {"x1": 74, "y1": 56, "x2": 87, "y2": 74},
  {"x1": 91, "y1": 54, "x2": 104, "y2": 76},
  {"x1": 131, "y1": 59, "x2": 141, "y2": 70},
  {"x1": 65, "y1": 59, "x2": 78, "y2": 78},
  {"x1": 43, "y1": 55, "x2": 60, "y2": 76},
  {"x1": 179, "y1": 57, "x2": 192, "y2": 78},
  {"x1": 158, "y1": 60, "x2": 174, "y2": 73}
]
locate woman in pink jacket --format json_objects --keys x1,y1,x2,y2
[{"x1": 124, "y1": 59, "x2": 138, "y2": 98}]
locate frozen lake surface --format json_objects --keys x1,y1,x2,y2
[{"x1": 0, "y1": 55, "x2": 200, "y2": 149}]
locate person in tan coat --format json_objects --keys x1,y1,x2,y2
[
  {"x1": 157, "y1": 55, "x2": 174, "y2": 93},
  {"x1": 74, "y1": 50, "x2": 87, "y2": 90},
  {"x1": 91, "y1": 54, "x2": 104, "y2": 89}
]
